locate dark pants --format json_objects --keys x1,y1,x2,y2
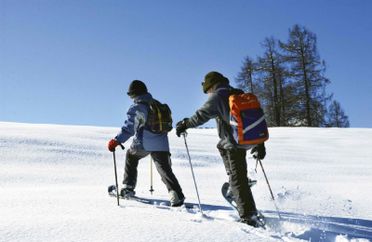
[
  {"x1": 123, "y1": 149, "x2": 184, "y2": 198},
  {"x1": 219, "y1": 148, "x2": 257, "y2": 218}
]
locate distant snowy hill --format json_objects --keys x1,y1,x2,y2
[{"x1": 1, "y1": 122, "x2": 372, "y2": 242}]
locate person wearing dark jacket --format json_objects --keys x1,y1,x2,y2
[
  {"x1": 176, "y1": 71, "x2": 266, "y2": 227},
  {"x1": 108, "y1": 80, "x2": 185, "y2": 207}
]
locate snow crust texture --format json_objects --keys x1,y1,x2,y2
[{"x1": 1, "y1": 122, "x2": 372, "y2": 242}]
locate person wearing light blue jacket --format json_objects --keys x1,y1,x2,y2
[{"x1": 108, "y1": 80, "x2": 185, "y2": 206}]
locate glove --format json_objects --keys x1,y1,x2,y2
[
  {"x1": 251, "y1": 143, "x2": 266, "y2": 160},
  {"x1": 107, "y1": 139, "x2": 121, "y2": 152},
  {"x1": 176, "y1": 118, "x2": 189, "y2": 137}
]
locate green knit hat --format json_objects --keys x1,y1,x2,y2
[{"x1": 201, "y1": 71, "x2": 229, "y2": 93}]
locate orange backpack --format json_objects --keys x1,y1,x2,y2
[{"x1": 229, "y1": 93, "x2": 269, "y2": 145}]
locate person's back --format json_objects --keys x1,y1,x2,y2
[
  {"x1": 176, "y1": 71, "x2": 266, "y2": 227},
  {"x1": 108, "y1": 80, "x2": 185, "y2": 206},
  {"x1": 116, "y1": 91, "x2": 170, "y2": 152},
  {"x1": 184, "y1": 77, "x2": 253, "y2": 150}
]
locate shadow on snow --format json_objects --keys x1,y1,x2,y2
[
  {"x1": 110, "y1": 191, "x2": 372, "y2": 242},
  {"x1": 263, "y1": 210, "x2": 372, "y2": 242}
]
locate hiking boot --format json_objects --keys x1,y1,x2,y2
[
  {"x1": 239, "y1": 213, "x2": 266, "y2": 228},
  {"x1": 169, "y1": 190, "x2": 185, "y2": 207},
  {"x1": 120, "y1": 188, "x2": 135, "y2": 198}
]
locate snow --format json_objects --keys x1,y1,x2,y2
[{"x1": 1, "y1": 122, "x2": 372, "y2": 242}]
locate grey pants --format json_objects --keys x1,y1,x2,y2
[
  {"x1": 123, "y1": 149, "x2": 184, "y2": 199},
  {"x1": 219, "y1": 148, "x2": 257, "y2": 218}
]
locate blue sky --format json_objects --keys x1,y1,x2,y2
[{"x1": 1, "y1": 0, "x2": 371, "y2": 128}]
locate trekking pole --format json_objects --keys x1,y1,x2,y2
[
  {"x1": 182, "y1": 133, "x2": 203, "y2": 215},
  {"x1": 149, "y1": 157, "x2": 154, "y2": 195},
  {"x1": 257, "y1": 158, "x2": 282, "y2": 219},
  {"x1": 112, "y1": 144, "x2": 125, "y2": 206}
]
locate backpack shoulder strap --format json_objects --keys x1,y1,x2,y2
[{"x1": 229, "y1": 87, "x2": 244, "y2": 96}]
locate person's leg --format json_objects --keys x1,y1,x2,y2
[
  {"x1": 151, "y1": 151, "x2": 185, "y2": 205},
  {"x1": 122, "y1": 149, "x2": 149, "y2": 191},
  {"x1": 219, "y1": 148, "x2": 257, "y2": 218}
]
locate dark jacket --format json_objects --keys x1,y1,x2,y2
[
  {"x1": 115, "y1": 93, "x2": 169, "y2": 152},
  {"x1": 186, "y1": 85, "x2": 254, "y2": 150}
]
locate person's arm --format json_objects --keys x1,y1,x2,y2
[
  {"x1": 115, "y1": 104, "x2": 147, "y2": 143},
  {"x1": 187, "y1": 93, "x2": 219, "y2": 128}
]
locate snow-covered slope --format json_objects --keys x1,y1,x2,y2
[{"x1": 1, "y1": 122, "x2": 372, "y2": 242}]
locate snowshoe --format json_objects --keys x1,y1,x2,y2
[
  {"x1": 221, "y1": 181, "x2": 256, "y2": 209},
  {"x1": 239, "y1": 212, "x2": 266, "y2": 228}
]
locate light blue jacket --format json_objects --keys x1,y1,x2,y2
[{"x1": 115, "y1": 93, "x2": 170, "y2": 152}]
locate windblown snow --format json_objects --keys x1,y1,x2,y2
[{"x1": 1, "y1": 122, "x2": 371, "y2": 242}]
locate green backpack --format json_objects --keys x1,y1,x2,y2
[{"x1": 144, "y1": 99, "x2": 173, "y2": 133}]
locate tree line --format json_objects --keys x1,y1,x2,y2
[{"x1": 236, "y1": 24, "x2": 350, "y2": 128}]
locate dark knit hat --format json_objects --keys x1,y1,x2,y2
[
  {"x1": 127, "y1": 80, "x2": 148, "y2": 97},
  {"x1": 201, "y1": 71, "x2": 229, "y2": 93}
]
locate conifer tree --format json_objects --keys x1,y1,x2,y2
[
  {"x1": 326, "y1": 100, "x2": 350, "y2": 127},
  {"x1": 257, "y1": 37, "x2": 283, "y2": 126},
  {"x1": 280, "y1": 25, "x2": 331, "y2": 127},
  {"x1": 256, "y1": 37, "x2": 294, "y2": 126},
  {"x1": 236, "y1": 56, "x2": 258, "y2": 94}
]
